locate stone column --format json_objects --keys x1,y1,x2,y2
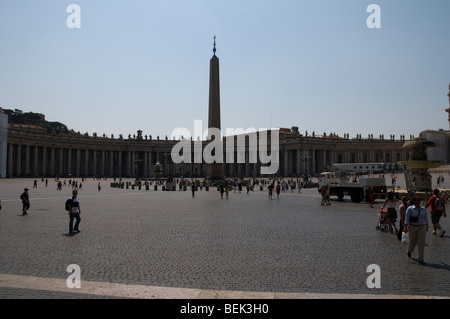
[
  {"x1": 148, "y1": 151, "x2": 153, "y2": 177},
  {"x1": 229, "y1": 162, "x2": 234, "y2": 177},
  {"x1": 58, "y1": 148, "x2": 63, "y2": 177},
  {"x1": 283, "y1": 149, "x2": 288, "y2": 177},
  {"x1": 76, "y1": 149, "x2": 80, "y2": 177},
  {"x1": 33, "y1": 146, "x2": 38, "y2": 177},
  {"x1": 302, "y1": 149, "x2": 308, "y2": 175},
  {"x1": 84, "y1": 149, "x2": 89, "y2": 177},
  {"x1": 126, "y1": 151, "x2": 131, "y2": 177},
  {"x1": 144, "y1": 151, "x2": 148, "y2": 177},
  {"x1": 67, "y1": 148, "x2": 72, "y2": 176},
  {"x1": 92, "y1": 150, "x2": 97, "y2": 177},
  {"x1": 42, "y1": 147, "x2": 47, "y2": 177},
  {"x1": 190, "y1": 152, "x2": 194, "y2": 177},
  {"x1": 320, "y1": 150, "x2": 327, "y2": 172},
  {"x1": 163, "y1": 153, "x2": 168, "y2": 176},
  {"x1": 101, "y1": 150, "x2": 105, "y2": 177},
  {"x1": 311, "y1": 149, "x2": 316, "y2": 174},
  {"x1": 131, "y1": 151, "x2": 136, "y2": 177},
  {"x1": 109, "y1": 151, "x2": 114, "y2": 177},
  {"x1": 123, "y1": 151, "x2": 128, "y2": 177},
  {"x1": 16, "y1": 145, "x2": 22, "y2": 176},
  {"x1": 245, "y1": 151, "x2": 249, "y2": 177},
  {"x1": 8, "y1": 143, "x2": 13, "y2": 177},
  {"x1": 118, "y1": 151, "x2": 122, "y2": 177},
  {"x1": 24, "y1": 145, "x2": 30, "y2": 176},
  {"x1": 49, "y1": 147, "x2": 55, "y2": 177},
  {"x1": 171, "y1": 154, "x2": 176, "y2": 176},
  {"x1": 222, "y1": 159, "x2": 226, "y2": 177}
]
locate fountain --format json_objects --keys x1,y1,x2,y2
[{"x1": 399, "y1": 137, "x2": 441, "y2": 195}]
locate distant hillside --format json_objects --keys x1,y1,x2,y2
[{"x1": 2, "y1": 108, "x2": 68, "y2": 134}]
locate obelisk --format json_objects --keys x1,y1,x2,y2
[
  {"x1": 445, "y1": 83, "x2": 450, "y2": 130},
  {"x1": 207, "y1": 36, "x2": 223, "y2": 180}
]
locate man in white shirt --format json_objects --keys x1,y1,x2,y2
[
  {"x1": 68, "y1": 190, "x2": 81, "y2": 235},
  {"x1": 404, "y1": 197, "x2": 428, "y2": 264}
]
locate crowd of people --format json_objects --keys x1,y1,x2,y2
[{"x1": 378, "y1": 189, "x2": 446, "y2": 264}]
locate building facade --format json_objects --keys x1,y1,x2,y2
[
  {"x1": 5, "y1": 123, "x2": 408, "y2": 178},
  {"x1": 0, "y1": 112, "x2": 7, "y2": 178}
]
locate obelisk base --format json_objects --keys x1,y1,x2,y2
[{"x1": 207, "y1": 163, "x2": 223, "y2": 181}]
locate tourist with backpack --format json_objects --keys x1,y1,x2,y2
[
  {"x1": 425, "y1": 188, "x2": 446, "y2": 237},
  {"x1": 20, "y1": 188, "x2": 30, "y2": 215},
  {"x1": 67, "y1": 190, "x2": 81, "y2": 235},
  {"x1": 405, "y1": 196, "x2": 429, "y2": 264}
]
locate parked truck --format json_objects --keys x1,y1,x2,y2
[{"x1": 318, "y1": 163, "x2": 388, "y2": 203}]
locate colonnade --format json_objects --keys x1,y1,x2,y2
[
  {"x1": 6, "y1": 144, "x2": 178, "y2": 178},
  {"x1": 6, "y1": 126, "x2": 407, "y2": 178},
  {"x1": 6, "y1": 144, "x2": 407, "y2": 179}
]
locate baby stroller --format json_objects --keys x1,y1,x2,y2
[{"x1": 376, "y1": 209, "x2": 389, "y2": 232}]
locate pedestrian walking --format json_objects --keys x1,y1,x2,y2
[
  {"x1": 369, "y1": 187, "x2": 375, "y2": 208},
  {"x1": 220, "y1": 183, "x2": 225, "y2": 199},
  {"x1": 225, "y1": 184, "x2": 230, "y2": 199},
  {"x1": 68, "y1": 190, "x2": 81, "y2": 235},
  {"x1": 381, "y1": 192, "x2": 398, "y2": 234},
  {"x1": 425, "y1": 188, "x2": 446, "y2": 237},
  {"x1": 321, "y1": 186, "x2": 327, "y2": 205},
  {"x1": 405, "y1": 196, "x2": 428, "y2": 264},
  {"x1": 397, "y1": 196, "x2": 408, "y2": 241},
  {"x1": 276, "y1": 182, "x2": 281, "y2": 199},
  {"x1": 321, "y1": 186, "x2": 331, "y2": 206},
  {"x1": 20, "y1": 188, "x2": 30, "y2": 215},
  {"x1": 325, "y1": 186, "x2": 331, "y2": 206},
  {"x1": 191, "y1": 183, "x2": 196, "y2": 198},
  {"x1": 268, "y1": 183, "x2": 273, "y2": 200}
]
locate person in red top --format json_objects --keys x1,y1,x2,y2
[{"x1": 425, "y1": 188, "x2": 446, "y2": 237}]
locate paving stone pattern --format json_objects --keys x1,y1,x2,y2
[{"x1": 0, "y1": 178, "x2": 449, "y2": 298}]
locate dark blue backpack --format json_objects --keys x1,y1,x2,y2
[{"x1": 65, "y1": 198, "x2": 72, "y2": 211}]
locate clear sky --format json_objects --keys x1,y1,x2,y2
[{"x1": 1, "y1": 0, "x2": 449, "y2": 140}]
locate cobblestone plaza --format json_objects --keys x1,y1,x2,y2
[{"x1": 0, "y1": 177, "x2": 449, "y2": 299}]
